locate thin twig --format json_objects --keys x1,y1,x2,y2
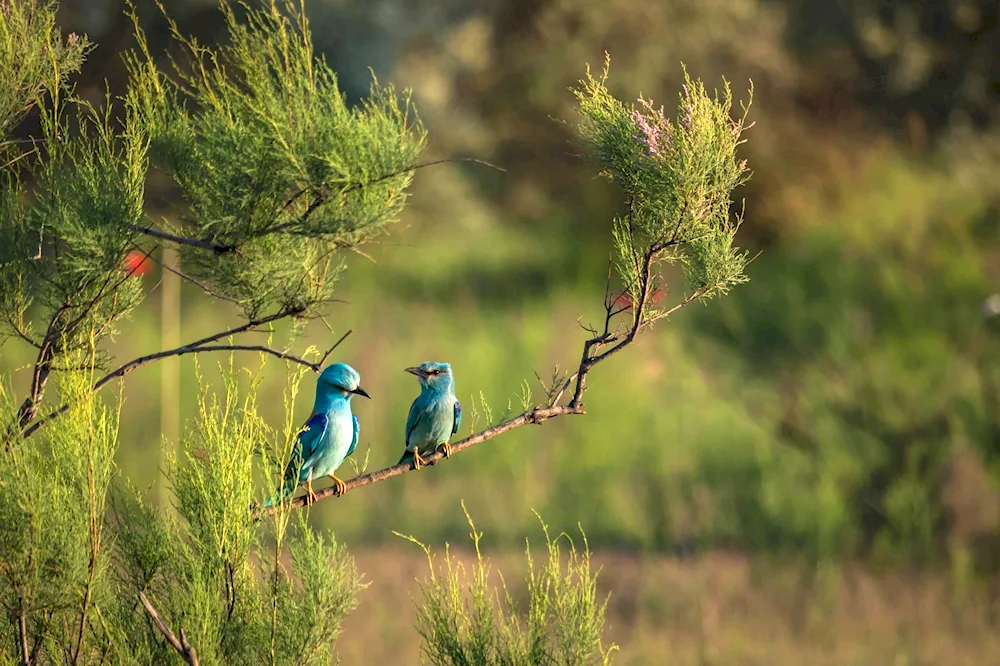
[
  {"x1": 0, "y1": 145, "x2": 38, "y2": 171},
  {"x1": 131, "y1": 157, "x2": 505, "y2": 253},
  {"x1": 138, "y1": 592, "x2": 200, "y2": 666},
  {"x1": 192, "y1": 330, "x2": 351, "y2": 373},
  {"x1": 28, "y1": 609, "x2": 54, "y2": 665},
  {"x1": 278, "y1": 187, "x2": 309, "y2": 215},
  {"x1": 315, "y1": 329, "x2": 352, "y2": 369},
  {"x1": 21, "y1": 308, "x2": 306, "y2": 438},
  {"x1": 129, "y1": 241, "x2": 242, "y2": 305},
  {"x1": 336, "y1": 157, "x2": 505, "y2": 201},
  {"x1": 3, "y1": 316, "x2": 41, "y2": 349}
]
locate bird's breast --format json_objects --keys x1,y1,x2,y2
[
  {"x1": 328, "y1": 410, "x2": 355, "y2": 450},
  {"x1": 408, "y1": 394, "x2": 457, "y2": 449}
]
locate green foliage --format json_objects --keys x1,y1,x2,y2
[
  {"x1": 125, "y1": 0, "x2": 426, "y2": 318},
  {"x1": 1, "y1": 0, "x2": 427, "y2": 441},
  {"x1": 684, "y1": 155, "x2": 998, "y2": 565},
  {"x1": 0, "y1": 0, "x2": 90, "y2": 143},
  {"x1": 2, "y1": 2, "x2": 408, "y2": 660},
  {"x1": 0, "y1": 354, "x2": 361, "y2": 664},
  {"x1": 572, "y1": 56, "x2": 750, "y2": 308},
  {"x1": 0, "y1": 362, "x2": 120, "y2": 664},
  {"x1": 11, "y1": 100, "x2": 148, "y2": 352},
  {"x1": 399, "y1": 506, "x2": 617, "y2": 666},
  {"x1": 109, "y1": 358, "x2": 364, "y2": 665},
  {"x1": 0, "y1": 1, "x2": 145, "y2": 376}
]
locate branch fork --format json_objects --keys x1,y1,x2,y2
[{"x1": 138, "y1": 591, "x2": 200, "y2": 666}]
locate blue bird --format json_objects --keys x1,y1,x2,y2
[
  {"x1": 398, "y1": 361, "x2": 462, "y2": 469},
  {"x1": 264, "y1": 362, "x2": 370, "y2": 507}
]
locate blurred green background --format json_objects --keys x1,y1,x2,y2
[{"x1": 3, "y1": 1, "x2": 1000, "y2": 662}]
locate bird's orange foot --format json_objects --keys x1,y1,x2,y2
[
  {"x1": 412, "y1": 451, "x2": 427, "y2": 470},
  {"x1": 436, "y1": 442, "x2": 452, "y2": 458},
  {"x1": 329, "y1": 474, "x2": 347, "y2": 496},
  {"x1": 304, "y1": 480, "x2": 318, "y2": 505}
]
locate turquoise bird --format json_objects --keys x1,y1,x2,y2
[
  {"x1": 265, "y1": 362, "x2": 370, "y2": 506},
  {"x1": 398, "y1": 361, "x2": 462, "y2": 469}
]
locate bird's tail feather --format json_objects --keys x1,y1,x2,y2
[
  {"x1": 397, "y1": 450, "x2": 414, "y2": 466},
  {"x1": 261, "y1": 476, "x2": 298, "y2": 508}
]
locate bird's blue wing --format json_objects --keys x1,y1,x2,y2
[
  {"x1": 299, "y1": 412, "x2": 329, "y2": 459},
  {"x1": 452, "y1": 400, "x2": 462, "y2": 435},
  {"x1": 346, "y1": 415, "x2": 359, "y2": 458},
  {"x1": 404, "y1": 396, "x2": 425, "y2": 448},
  {"x1": 290, "y1": 412, "x2": 328, "y2": 481}
]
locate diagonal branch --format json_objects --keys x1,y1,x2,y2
[
  {"x1": 16, "y1": 299, "x2": 71, "y2": 429},
  {"x1": 265, "y1": 404, "x2": 585, "y2": 513},
  {"x1": 20, "y1": 308, "x2": 322, "y2": 439},
  {"x1": 138, "y1": 592, "x2": 200, "y2": 666},
  {"x1": 192, "y1": 329, "x2": 351, "y2": 373},
  {"x1": 10, "y1": 244, "x2": 164, "y2": 441}
]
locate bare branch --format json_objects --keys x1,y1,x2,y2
[
  {"x1": 0, "y1": 145, "x2": 38, "y2": 171},
  {"x1": 642, "y1": 290, "x2": 705, "y2": 328},
  {"x1": 127, "y1": 223, "x2": 223, "y2": 253},
  {"x1": 21, "y1": 308, "x2": 308, "y2": 439},
  {"x1": 315, "y1": 329, "x2": 352, "y2": 369},
  {"x1": 548, "y1": 371, "x2": 576, "y2": 408},
  {"x1": 192, "y1": 329, "x2": 352, "y2": 373},
  {"x1": 138, "y1": 592, "x2": 200, "y2": 666}
]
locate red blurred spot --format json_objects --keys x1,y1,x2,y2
[
  {"x1": 614, "y1": 287, "x2": 664, "y2": 310},
  {"x1": 123, "y1": 250, "x2": 152, "y2": 277}
]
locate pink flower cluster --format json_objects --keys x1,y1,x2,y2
[{"x1": 631, "y1": 98, "x2": 672, "y2": 157}]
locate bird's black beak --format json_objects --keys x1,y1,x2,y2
[
  {"x1": 351, "y1": 386, "x2": 371, "y2": 399},
  {"x1": 404, "y1": 366, "x2": 424, "y2": 378}
]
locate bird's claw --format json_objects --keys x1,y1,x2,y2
[
  {"x1": 303, "y1": 480, "x2": 318, "y2": 505},
  {"x1": 413, "y1": 452, "x2": 427, "y2": 470},
  {"x1": 329, "y1": 474, "x2": 347, "y2": 496},
  {"x1": 436, "y1": 442, "x2": 452, "y2": 458}
]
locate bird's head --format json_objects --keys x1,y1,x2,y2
[
  {"x1": 405, "y1": 361, "x2": 454, "y2": 392},
  {"x1": 318, "y1": 362, "x2": 370, "y2": 399}
]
